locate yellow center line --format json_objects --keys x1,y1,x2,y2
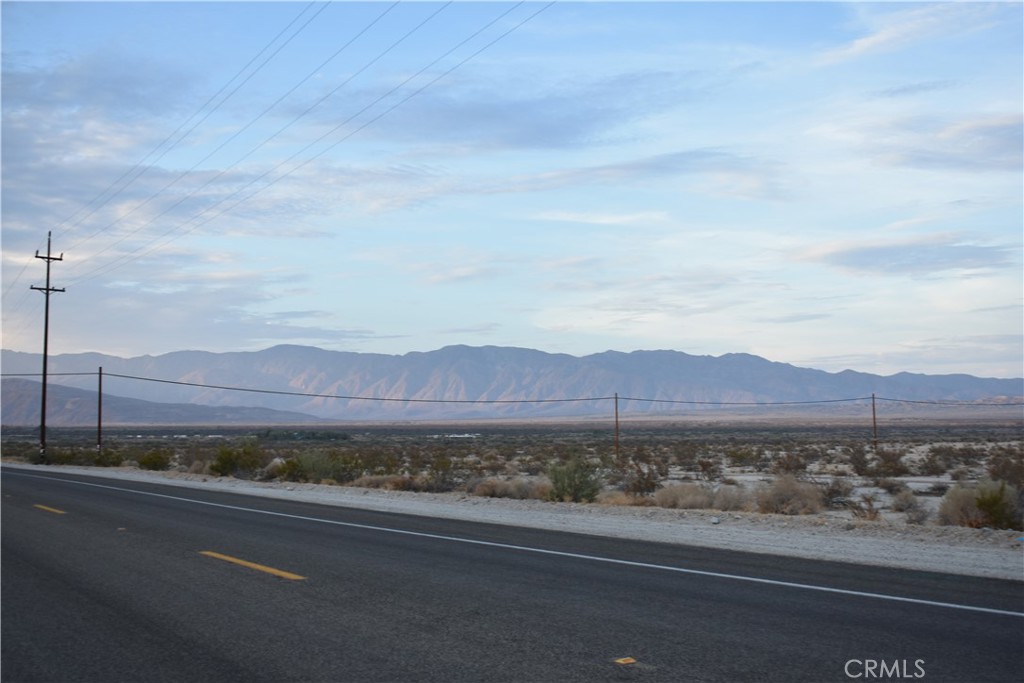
[
  {"x1": 199, "y1": 551, "x2": 306, "y2": 581},
  {"x1": 33, "y1": 504, "x2": 67, "y2": 515}
]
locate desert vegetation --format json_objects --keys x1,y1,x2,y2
[{"x1": 3, "y1": 417, "x2": 1022, "y2": 530}]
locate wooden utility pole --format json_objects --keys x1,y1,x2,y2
[
  {"x1": 31, "y1": 231, "x2": 64, "y2": 461},
  {"x1": 871, "y1": 393, "x2": 878, "y2": 452},
  {"x1": 614, "y1": 392, "x2": 620, "y2": 459},
  {"x1": 97, "y1": 366, "x2": 104, "y2": 453}
]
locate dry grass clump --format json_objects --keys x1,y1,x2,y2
[
  {"x1": 889, "y1": 488, "x2": 919, "y2": 512},
  {"x1": 713, "y1": 485, "x2": 750, "y2": 511},
  {"x1": 349, "y1": 474, "x2": 407, "y2": 489},
  {"x1": 597, "y1": 490, "x2": 657, "y2": 506},
  {"x1": 470, "y1": 477, "x2": 551, "y2": 500},
  {"x1": 651, "y1": 483, "x2": 752, "y2": 511},
  {"x1": 654, "y1": 483, "x2": 714, "y2": 509},
  {"x1": 939, "y1": 480, "x2": 1021, "y2": 529},
  {"x1": 756, "y1": 475, "x2": 824, "y2": 515}
]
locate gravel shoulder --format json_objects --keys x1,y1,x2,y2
[{"x1": 4, "y1": 462, "x2": 1022, "y2": 581}]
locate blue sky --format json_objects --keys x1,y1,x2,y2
[{"x1": 2, "y1": 1, "x2": 1021, "y2": 378}]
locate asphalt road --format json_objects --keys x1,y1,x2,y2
[{"x1": 2, "y1": 468, "x2": 1022, "y2": 683}]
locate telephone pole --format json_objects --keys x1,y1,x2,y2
[{"x1": 31, "y1": 231, "x2": 65, "y2": 461}]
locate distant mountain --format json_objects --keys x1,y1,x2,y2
[
  {"x1": 1, "y1": 378, "x2": 323, "y2": 426},
  {"x1": 2, "y1": 345, "x2": 1021, "y2": 422}
]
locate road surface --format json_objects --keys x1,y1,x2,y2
[{"x1": 3, "y1": 468, "x2": 1022, "y2": 682}]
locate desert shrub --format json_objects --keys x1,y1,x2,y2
[
  {"x1": 210, "y1": 441, "x2": 263, "y2": 478},
  {"x1": 905, "y1": 505, "x2": 931, "y2": 525},
  {"x1": 756, "y1": 475, "x2": 823, "y2": 515},
  {"x1": 844, "y1": 444, "x2": 871, "y2": 476},
  {"x1": 350, "y1": 474, "x2": 414, "y2": 490},
  {"x1": 94, "y1": 449, "x2": 124, "y2": 467},
  {"x1": 712, "y1": 485, "x2": 751, "y2": 511},
  {"x1": 137, "y1": 449, "x2": 171, "y2": 471},
  {"x1": 848, "y1": 494, "x2": 881, "y2": 521},
  {"x1": 889, "y1": 488, "x2": 919, "y2": 512},
  {"x1": 547, "y1": 457, "x2": 603, "y2": 503},
  {"x1": 294, "y1": 450, "x2": 361, "y2": 483},
  {"x1": 818, "y1": 478, "x2": 854, "y2": 509},
  {"x1": 939, "y1": 486, "x2": 986, "y2": 528},
  {"x1": 915, "y1": 451, "x2": 949, "y2": 476},
  {"x1": 726, "y1": 446, "x2": 760, "y2": 468},
  {"x1": 772, "y1": 452, "x2": 807, "y2": 476},
  {"x1": 620, "y1": 462, "x2": 661, "y2": 497},
  {"x1": 987, "y1": 453, "x2": 1024, "y2": 488},
  {"x1": 921, "y1": 482, "x2": 949, "y2": 497},
  {"x1": 274, "y1": 458, "x2": 305, "y2": 482},
  {"x1": 939, "y1": 481, "x2": 1022, "y2": 530},
  {"x1": 697, "y1": 457, "x2": 723, "y2": 482},
  {"x1": 873, "y1": 448, "x2": 909, "y2": 477},
  {"x1": 975, "y1": 481, "x2": 1021, "y2": 530},
  {"x1": 597, "y1": 490, "x2": 657, "y2": 506},
  {"x1": 949, "y1": 467, "x2": 972, "y2": 482},
  {"x1": 470, "y1": 477, "x2": 550, "y2": 500},
  {"x1": 875, "y1": 478, "x2": 909, "y2": 495},
  {"x1": 654, "y1": 483, "x2": 714, "y2": 510}
]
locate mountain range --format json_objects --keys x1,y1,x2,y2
[{"x1": 2, "y1": 345, "x2": 1021, "y2": 424}]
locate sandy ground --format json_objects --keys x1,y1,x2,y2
[{"x1": 3, "y1": 462, "x2": 1022, "y2": 581}]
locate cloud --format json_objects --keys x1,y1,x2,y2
[
  {"x1": 492, "y1": 148, "x2": 782, "y2": 198},
  {"x1": 535, "y1": 210, "x2": 670, "y2": 226},
  {"x1": 756, "y1": 313, "x2": 832, "y2": 324},
  {"x1": 817, "y1": 4, "x2": 1000, "y2": 65},
  {"x1": 881, "y1": 115, "x2": 1023, "y2": 173},
  {"x1": 800, "y1": 234, "x2": 1017, "y2": 276},
  {"x1": 802, "y1": 334, "x2": 1023, "y2": 378},
  {"x1": 2, "y1": 52, "x2": 194, "y2": 119},
  {"x1": 873, "y1": 80, "x2": 956, "y2": 98},
  {"x1": 344, "y1": 66, "x2": 713, "y2": 150}
]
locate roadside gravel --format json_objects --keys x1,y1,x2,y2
[{"x1": 4, "y1": 462, "x2": 1022, "y2": 581}]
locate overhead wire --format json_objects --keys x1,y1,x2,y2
[
  {"x1": 72, "y1": 1, "x2": 549, "y2": 283},
  {"x1": 57, "y1": 1, "x2": 331, "y2": 251},
  {"x1": 61, "y1": 0, "x2": 343, "y2": 274},
  {"x1": 64, "y1": 1, "x2": 454, "y2": 285},
  {"x1": 3, "y1": 370, "x2": 1018, "y2": 408},
  {"x1": 3, "y1": 2, "x2": 331, "y2": 337}
]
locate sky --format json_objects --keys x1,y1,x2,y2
[{"x1": 2, "y1": 1, "x2": 1021, "y2": 379}]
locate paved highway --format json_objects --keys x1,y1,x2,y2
[{"x1": 2, "y1": 468, "x2": 1022, "y2": 682}]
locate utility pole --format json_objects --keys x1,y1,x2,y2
[{"x1": 31, "y1": 231, "x2": 65, "y2": 461}]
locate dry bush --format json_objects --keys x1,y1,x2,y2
[
  {"x1": 938, "y1": 486, "x2": 986, "y2": 528},
  {"x1": 470, "y1": 477, "x2": 550, "y2": 500},
  {"x1": 713, "y1": 485, "x2": 751, "y2": 511},
  {"x1": 905, "y1": 505, "x2": 931, "y2": 525},
  {"x1": 848, "y1": 493, "x2": 881, "y2": 521},
  {"x1": 597, "y1": 490, "x2": 657, "y2": 507},
  {"x1": 349, "y1": 474, "x2": 407, "y2": 489},
  {"x1": 756, "y1": 475, "x2": 824, "y2": 515},
  {"x1": 771, "y1": 452, "x2": 807, "y2": 476},
  {"x1": 937, "y1": 480, "x2": 1021, "y2": 529},
  {"x1": 818, "y1": 477, "x2": 854, "y2": 509},
  {"x1": 889, "y1": 488, "x2": 919, "y2": 512},
  {"x1": 988, "y1": 451, "x2": 1024, "y2": 488},
  {"x1": 654, "y1": 483, "x2": 714, "y2": 510}
]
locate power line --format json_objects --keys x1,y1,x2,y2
[
  {"x1": 92, "y1": 1, "x2": 550, "y2": 278},
  {"x1": 63, "y1": 1, "x2": 452, "y2": 285},
  {"x1": 3, "y1": 2, "x2": 329, "y2": 318},
  {"x1": 58, "y1": 2, "x2": 332, "y2": 252},
  {"x1": 103, "y1": 372, "x2": 612, "y2": 404},
  {"x1": 63, "y1": 1, "x2": 541, "y2": 286},
  {"x1": 5, "y1": 370, "x2": 1018, "y2": 408}
]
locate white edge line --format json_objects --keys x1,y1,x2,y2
[{"x1": 7, "y1": 469, "x2": 1023, "y2": 619}]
